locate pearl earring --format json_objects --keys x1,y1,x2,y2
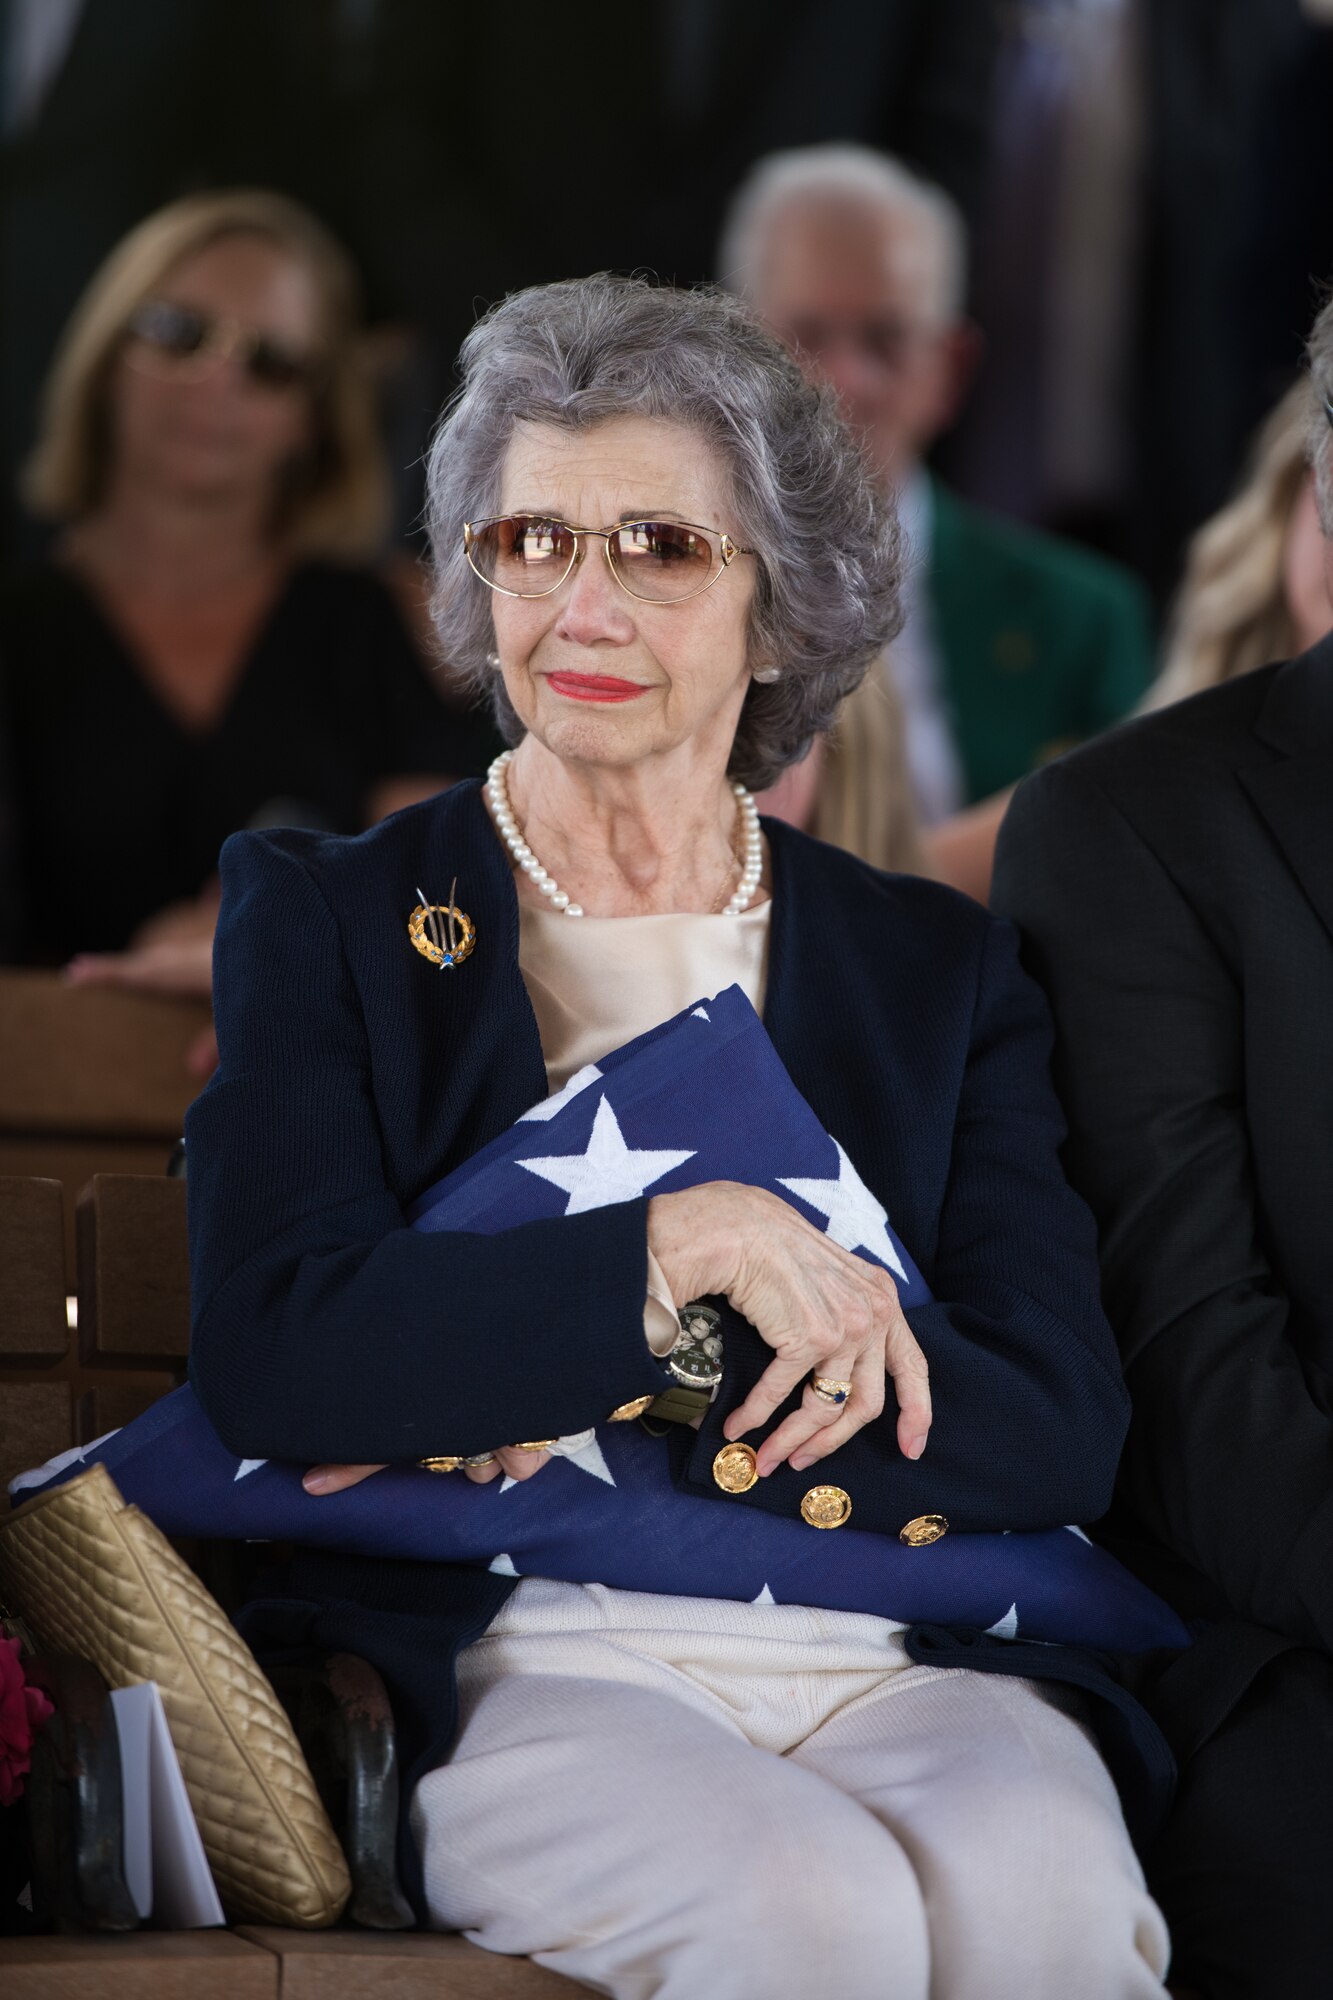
[
  {"x1": 485, "y1": 651, "x2": 501, "y2": 670},
  {"x1": 752, "y1": 664, "x2": 781, "y2": 684}
]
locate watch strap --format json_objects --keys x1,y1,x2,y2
[{"x1": 643, "y1": 1382, "x2": 715, "y2": 1426}]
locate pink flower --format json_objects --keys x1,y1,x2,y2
[{"x1": 0, "y1": 1635, "x2": 55, "y2": 1808}]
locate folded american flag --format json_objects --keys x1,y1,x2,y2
[
  {"x1": 405, "y1": 983, "x2": 931, "y2": 1306},
  {"x1": 11, "y1": 987, "x2": 1188, "y2": 1654}
]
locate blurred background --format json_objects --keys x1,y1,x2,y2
[{"x1": 2, "y1": 0, "x2": 1332, "y2": 972}]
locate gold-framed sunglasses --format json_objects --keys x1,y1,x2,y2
[{"x1": 463, "y1": 515, "x2": 755, "y2": 604}]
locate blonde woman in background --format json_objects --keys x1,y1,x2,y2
[
  {"x1": 0, "y1": 189, "x2": 493, "y2": 973},
  {"x1": 756, "y1": 669, "x2": 925, "y2": 876},
  {"x1": 1146, "y1": 378, "x2": 1333, "y2": 710}
]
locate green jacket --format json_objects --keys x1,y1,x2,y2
[{"x1": 928, "y1": 481, "x2": 1156, "y2": 804}]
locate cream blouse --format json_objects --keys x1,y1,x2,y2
[{"x1": 518, "y1": 899, "x2": 773, "y2": 1353}]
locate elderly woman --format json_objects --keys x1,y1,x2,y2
[{"x1": 186, "y1": 276, "x2": 1168, "y2": 1997}]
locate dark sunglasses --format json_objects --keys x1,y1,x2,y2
[{"x1": 125, "y1": 299, "x2": 321, "y2": 392}]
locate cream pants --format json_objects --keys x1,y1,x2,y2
[{"x1": 412, "y1": 1580, "x2": 1170, "y2": 2000}]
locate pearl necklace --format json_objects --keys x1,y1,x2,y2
[{"x1": 485, "y1": 750, "x2": 763, "y2": 918}]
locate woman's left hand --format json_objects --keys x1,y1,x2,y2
[
  {"x1": 302, "y1": 1445, "x2": 553, "y2": 1494},
  {"x1": 648, "y1": 1183, "x2": 931, "y2": 1475}
]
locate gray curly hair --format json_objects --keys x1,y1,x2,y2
[
  {"x1": 1308, "y1": 290, "x2": 1333, "y2": 536},
  {"x1": 424, "y1": 273, "x2": 903, "y2": 788}
]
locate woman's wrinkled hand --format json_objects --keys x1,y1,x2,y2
[
  {"x1": 301, "y1": 1445, "x2": 553, "y2": 1495},
  {"x1": 647, "y1": 1182, "x2": 931, "y2": 1479}
]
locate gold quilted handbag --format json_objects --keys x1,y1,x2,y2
[{"x1": 0, "y1": 1463, "x2": 350, "y2": 1927}]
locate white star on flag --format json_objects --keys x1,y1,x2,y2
[
  {"x1": 518, "y1": 1095, "x2": 695, "y2": 1215},
  {"x1": 234, "y1": 1459, "x2": 267, "y2": 1481},
  {"x1": 985, "y1": 1603, "x2": 1019, "y2": 1639},
  {"x1": 8, "y1": 1431, "x2": 117, "y2": 1495},
  {"x1": 778, "y1": 1139, "x2": 909, "y2": 1282},
  {"x1": 499, "y1": 1432, "x2": 617, "y2": 1493}
]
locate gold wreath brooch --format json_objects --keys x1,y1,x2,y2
[{"x1": 409, "y1": 879, "x2": 476, "y2": 969}]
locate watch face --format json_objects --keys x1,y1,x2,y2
[
  {"x1": 667, "y1": 1302, "x2": 723, "y2": 1390},
  {"x1": 667, "y1": 1345, "x2": 723, "y2": 1388}
]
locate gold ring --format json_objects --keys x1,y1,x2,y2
[
  {"x1": 811, "y1": 1375, "x2": 852, "y2": 1407},
  {"x1": 511, "y1": 1440, "x2": 557, "y2": 1453},
  {"x1": 418, "y1": 1455, "x2": 465, "y2": 1473}
]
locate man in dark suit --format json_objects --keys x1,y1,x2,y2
[{"x1": 991, "y1": 309, "x2": 1333, "y2": 1997}]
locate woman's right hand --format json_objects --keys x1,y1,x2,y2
[
  {"x1": 302, "y1": 1444, "x2": 552, "y2": 1494},
  {"x1": 647, "y1": 1182, "x2": 931, "y2": 1480}
]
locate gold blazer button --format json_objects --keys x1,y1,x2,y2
[
  {"x1": 899, "y1": 1513, "x2": 949, "y2": 1547},
  {"x1": 712, "y1": 1442, "x2": 759, "y2": 1494},
  {"x1": 800, "y1": 1485, "x2": 853, "y2": 1529},
  {"x1": 607, "y1": 1396, "x2": 655, "y2": 1423}
]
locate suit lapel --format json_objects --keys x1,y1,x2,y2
[
  {"x1": 1238, "y1": 640, "x2": 1333, "y2": 951},
  {"x1": 922, "y1": 482, "x2": 992, "y2": 799},
  {"x1": 922, "y1": 478, "x2": 965, "y2": 696}
]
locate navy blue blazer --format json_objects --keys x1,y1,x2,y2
[
  {"x1": 188, "y1": 778, "x2": 1129, "y2": 1529},
  {"x1": 185, "y1": 780, "x2": 1166, "y2": 1891}
]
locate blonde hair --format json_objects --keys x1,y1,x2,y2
[
  {"x1": 813, "y1": 666, "x2": 923, "y2": 874},
  {"x1": 1147, "y1": 381, "x2": 1313, "y2": 710},
  {"x1": 22, "y1": 189, "x2": 389, "y2": 558}
]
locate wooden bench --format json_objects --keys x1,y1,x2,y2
[
  {"x1": 0, "y1": 972, "x2": 210, "y2": 1271},
  {"x1": 0, "y1": 1931, "x2": 573, "y2": 1997},
  {"x1": 0, "y1": 1173, "x2": 584, "y2": 1995}
]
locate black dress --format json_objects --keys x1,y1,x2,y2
[{"x1": 0, "y1": 560, "x2": 500, "y2": 962}]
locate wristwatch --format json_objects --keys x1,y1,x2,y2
[
  {"x1": 665, "y1": 1301, "x2": 724, "y2": 1391},
  {"x1": 642, "y1": 1301, "x2": 724, "y2": 1430}
]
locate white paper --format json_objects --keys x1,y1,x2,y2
[
  {"x1": 110, "y1": 1681, "x2": 225, "y2": 1928},
  {"x1": 108, "y1": 1685, "x2": 153, "y2": 1919}
]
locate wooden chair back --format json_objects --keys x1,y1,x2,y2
[{"x1": 0, "y1": 1173, "x2": 189, "y2": 1496}]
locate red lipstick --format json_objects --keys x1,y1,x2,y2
[{"x1": 547, "y1": 672, "x2": 647, "y2": 703}]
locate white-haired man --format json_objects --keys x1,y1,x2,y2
[
  {"x1": 993, "y1": 301, "x2": 1333, "y2": 1996},
  {"x1": 721, "y1": 144, "x2": 1154, "y2": 827}
]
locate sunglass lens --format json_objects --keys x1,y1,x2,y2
[
  {"x1": 468, "y1": 517, "x2": 577, "y2": 594},
  {"x1": 611, "y1": 522, "x2": 716, "y2": 600},
  {"x1": 246, "y1": 339, "x2": 312, "y2": 391},
  {"x1": 132, "y1": 301, "x2": 209, "y2": 359}
]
